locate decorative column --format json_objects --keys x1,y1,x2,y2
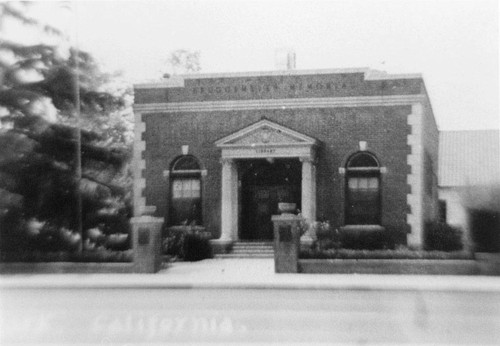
[
  {"x1": 219, "y1": 158, "x2": 238, "y2": 243},
  {"x1": 300, "y1": 157, "x2": 316, "y2": 244}
]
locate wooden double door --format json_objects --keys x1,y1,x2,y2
[{"x1": 239, "y1": 159, "x2": 301, "y2": 240}]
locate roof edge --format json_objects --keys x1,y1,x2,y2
[{"x1": 134, "y1": 68, "x2": 423, "y2": 89}]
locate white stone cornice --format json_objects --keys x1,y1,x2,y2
[
  {"x1": 134, "y1": 77, "x2": 185, "y2": 89},
  {"x1": 133, "y1": 95, "x2": 426, "y2": 113},
  {"x1": 177, "y1": 67, "x2": 370, "y2": 79},
  {"x1": 364, "y1": 70, "x2": 423, "y2": 80},
  {"x1": 133, "y1": 67, "x2": 422, "y2": 81}
]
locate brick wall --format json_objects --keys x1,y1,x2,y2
[
  {"x1": 142, "y1": 105, "x2": 412, "y2": 241},
  {"x1": 421, "y1": 95, "x2": 440, "y2": 226}
]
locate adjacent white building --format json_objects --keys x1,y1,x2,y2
[{"x1": 438, "y1": 130, "x2": 500, "y2": 237}]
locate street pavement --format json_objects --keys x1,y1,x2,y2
[
  {"x1": 3, "y1": 258, "x2": 500, "y2": 291},
  {"x1": 1, "y1": 258, "x2": 500, "y2": 345}
]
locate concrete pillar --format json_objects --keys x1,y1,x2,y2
[
  {"x1": 130, "y1": 216, "x2": 164, "y2": 273},
  {"x1": 272, "y1": 214, "x2": 302, "y2": 273},
  {"x1": 300, "y1": 157, "x2": 316, "y2": 244}
]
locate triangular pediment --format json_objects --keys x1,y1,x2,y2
[{"x1": 215, "y1": 119, "x2": 318, "y2": 147}]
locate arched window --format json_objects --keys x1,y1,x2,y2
[
  {"x1": 169, "y1": 156, "x2": 202, "y2": 226},
  {"x1": 345, "y1": 152, "x2": 381, "y2": 225}
]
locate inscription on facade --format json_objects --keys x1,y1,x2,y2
[
  {"x1": 191, "y1": 81, "x2": 351, "y2": 96},
  {"x1": 255, "y1": 148, "x2": 276, "y2": 154}
]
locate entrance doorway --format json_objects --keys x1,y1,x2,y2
[{"x1": 240, "y1": 159, "x2": 301, "y2": 240}]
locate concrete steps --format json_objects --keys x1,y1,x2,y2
[{"x1": 216, "y1": 241, "x2": 274, "y2": 258}]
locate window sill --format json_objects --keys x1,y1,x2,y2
[{"x1": 340, "y1": 225, "x2": 385, "y2": 232}]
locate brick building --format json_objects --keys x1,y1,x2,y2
[{"x1": 133, "y1": 68, "x2": 439, "y2": 250}]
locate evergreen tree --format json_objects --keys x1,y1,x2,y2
[{"x1": 0, "y1": 2, "x2": 133, "y2": 256}]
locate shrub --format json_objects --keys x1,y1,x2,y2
[
  {"x1": 183, "y1": 234, "x2": 213, "y2": 261},
  {"x1": 163, "y1": 230, "x2": 186, "y2": 259},
  {"x1": 339, "y1": 229, "x2": 389, "y2": 250},
  {"x1": 312, "y1": 221, "x2": 341, "y2": 251},
  {"x1": 425, "y1": 222, "x2": 463, "y2": 252},
  {"x1": 299, "y1": 248, "x2": 472, "y2": 260},
  {"x1": 0, "y1": 249, "x2": 133, "y2": 262},
  {"x1": 162, "y1": 226, "x2": 213, "y2": 261},
  {"x1": 469, "y1": 210, "x2": 500, "y2": 252}
]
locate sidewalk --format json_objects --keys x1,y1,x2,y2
[{"x1": 2, "y1": 257, "x2": 500, "y2": 292}]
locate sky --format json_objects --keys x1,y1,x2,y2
[{"x1": 4, "y1": 0, "x2": 500, "y2": 131}]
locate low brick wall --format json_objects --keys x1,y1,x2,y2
[
  {"x1": 299, "y1": 259, "x2": 482, "y2": 275},
  {"x1": 475, "y1": 253, "x2": 500, "y2": 276},
  {"x1": 0, "y1": 262, "x2": 135, "y2": 274}
]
